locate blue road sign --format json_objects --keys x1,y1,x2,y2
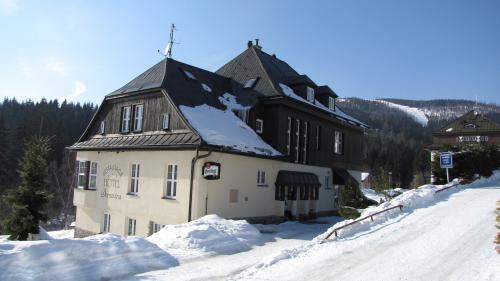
[{"x1": 440, "y1": 152, "x2": 453, "y2": 169}]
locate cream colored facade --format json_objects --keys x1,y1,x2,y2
[{"x1": 74, "y1": 149, "x2": 339, "y2": 237}]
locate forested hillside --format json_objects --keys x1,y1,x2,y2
[{"x1": 0, "y1": 99, "x2": 96, "y2": 230}]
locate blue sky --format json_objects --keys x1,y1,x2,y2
[{"x1": 1, "y1": 0, "x2": 499, "y2": 104}]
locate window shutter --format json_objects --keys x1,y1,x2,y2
[
  {"x1": 74, "y1": 160, "x2": 80, "y2": 188},
  {"x1": 85, "y1": 161, "x2": 91, "y2": 189},
  {"x1": 131, "y1": 105, "x2": 136, "y2": 131},
  {"x1": 119, "y1": 107, "x2": 124, "y2": 132}
]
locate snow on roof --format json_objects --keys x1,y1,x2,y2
[
  {"x1": 446, "y1": 127, "x2": 453, "y2": 132},
  {"x1": 201, "y1": 83, "x2": 212, "y2": 93},
  {"x1": 375, "y1": 100, "x2": 428, "y2": 126},
  {"x1": 361, "y1": 172, "x2": 370, "y2": 181},
  {"x1": 183, "y1": 69, "x2": 197, "y2": 81},
  {"x1": 179, "y1": 93, "x2": 281, "y2": 156},
  {"x1": 279, "y1": 83, "x2": 368, "y2": 128}
]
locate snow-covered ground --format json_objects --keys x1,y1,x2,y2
[
  {"x1": 230, "y1": 174, "x2": 500, "y2": 281},
  {"x1": 374, "y1": 99, "x2": 429, "y2": 126},
  {"x1": 361, "y1": 187, "x2": 385, "y2": 203}
]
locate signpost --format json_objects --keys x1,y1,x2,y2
[{"x1": 439, "y1": 152, "x2": 453, "y2": 183}]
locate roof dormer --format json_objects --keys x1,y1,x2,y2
[
  {"x1": 316, "y1": 85, "x2": 338, "y2": 111},
  {"x1": 283, "y1": 75, "x2": 317, "y2": 102}
]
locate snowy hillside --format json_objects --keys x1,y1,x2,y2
[{"x1": 373, "y1": 99, "x2": 428, "y2": 126}]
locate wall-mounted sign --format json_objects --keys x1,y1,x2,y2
[
  {"x1": 456, "y1": 135, "x2": 489, "y2": 143},
  {"x1": 101, "y1": 164, "x2": 123, "y2": 200},
  {"x1": 202, "y1": 162, "x2": 221, "y2": 180}
]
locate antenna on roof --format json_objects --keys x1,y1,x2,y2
[{"x1": 158, "y1": 24, "x2": 179, "y2": 58}]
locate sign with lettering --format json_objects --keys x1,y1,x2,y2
[
  {"x1": 456, "y1": 135, "x2": 489, "y2": 143},
  {"x1": 101, "y1": 164, "x2": 123, "y2": 199},
  {"x1": 440, "y1": 152, "x2": 453, "y2": 169},
  {"x1": 202, "y1": 162, "x2": 221, "y2": 180}
]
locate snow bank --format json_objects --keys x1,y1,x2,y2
[
  {"x1": 148, "y1": 214, "x2": 261, "y2": 254},
  {"x1": 179, "y1": 101, "x2": 281, "y2": 156},
  {"x1": 374, "y1": 99, "x2": 428, "y2": 126},
  {"x1": 0, "y1": 234, "x2": 178, "y2": 281},
  {"x1": 230, "y1": 172, "x2": 500, "y2": 280}
]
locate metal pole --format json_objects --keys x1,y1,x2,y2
[{"x1": 446, "y1": 168, "x2": 450, "y2": 183}]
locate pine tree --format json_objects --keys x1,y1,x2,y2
[{"x1": 2, "y1": 137, "x2": 52, "y2": 240}]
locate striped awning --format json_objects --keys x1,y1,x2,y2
[{"x1": 275, "y1": 170, "x2": 321, "y2": 187}]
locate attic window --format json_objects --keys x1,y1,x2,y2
[
  {"x1": 201, "y1": 83, "x2": 212, "y2": 93},
  {"x1": 328, "y1": 97, "x2": 335, "y2": 111},
  {"x1": 464, "y1": 123, "x2": 479, "y2": 129},
  {"x1": 306, "y1": 87, "x2": 315, "y2": 103},
  {"x1": 244, "y1": 78, "x2": 258, "y2": 89},
  {"x1": 182, "y1": 69, "x2": 197, "y2": 81}
]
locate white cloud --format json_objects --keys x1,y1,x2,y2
[
  {"x1": 0, "y1": 0, "x2": 19, "y2": 14},
  {"x1": 45, "y1": 57, "x2": 69, "y2": 76},
  {"x1": 60, "y1": 81, "x2": 86, "y2": 101}
]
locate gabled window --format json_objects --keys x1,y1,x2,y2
[
  {"x1": 334, "y1": 131, "x2": 344, "y2": 155},
  {"x1": 121, "y1": 106, "x2": 131, "y2": 133},
  {"x1": 89, "y1": 162, "x2": 98, "y2": 190},
  {"x1": 99, "y1": 121, "x2": 105, "y2": 135},
  {"x1": 127, "y1": 217, "x2": 137, "y2": 236},
  {"x1": 257, "y1": 170, "x2": 267, "y2": 186},
  {"x1": 244, "y1": 78, "x2": 258, "y2": 89},
  {"x1": 316, "y1": 125, "x2": 321, "y2": 150},
  {"x1": 165, "y1": 164, "x2": 178, "y2": 198},
  {"x1": 133, "y1": 104, "x2": 144, "y2": 132},
  {"x1": 130, "y1": 163, "x2": 140, "y2": 194},
  {"x1": 183, "y1": 69, "x2": 197, "y2": 81},
  {"x1": 255, "y1": 119, "x2": 263, "y2": 134},
  {"x1": 302, "y1": 121, "x2": 308, "y2": 164},
  {"x1": 328, "y1": 97, "x2": 335, "y2": 111},
  {"x1": 103, "y1": 213, "x2": 111, "y2": 233},
  {"x1": 162, "y1": 113, "x2": 170, "y2": 130},
  {"x1": 306, "y1": 87, "x2": 315, "y2": 103}
]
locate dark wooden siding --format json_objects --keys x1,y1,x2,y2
[
  {"x1": 256, "y1": 103, "x2": 364, "y2": 170},
  {"x1": 86, "y1": 91, "x2": 189, "y2": 138}
]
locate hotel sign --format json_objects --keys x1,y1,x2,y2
[
  {"x1": 203, "y1": 162, "x2": 221, "y2": 180},
  {"x1": 456, "y1": 135, "x2": 489, "y2": 143},
  {"x1": 101, "y1": 164, "x2": 123, "y2": 200}
]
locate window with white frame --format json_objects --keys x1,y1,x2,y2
[
  {"x1": 162, "y1": 113, "x2": 170, "y2": 130},
  {"x1": 121, "y1": 106, "x2": 131, "y2": 132},
  {"x1": 103, "y1": 213, "x2": 111, "y2": 233},
  {"x1": 151, "y1": 222, "x2": 164, "y2": 234},
  {"x1": 324, "y1": 175, "x2": 330, "y2": 189},
  {"x1": 328, "y1": 97, "x2": 335, "y2": 110},
  {"x1": 257, "y1": 170, "x2": 267, "y2": 186},
  {"x1": 99, "y1": 121, "x2": 105, "y2": 135},
  {"x1": 334, "y1": 131, "x2": 344, "y2": 155},
  {"x1": 303, "y1": 121, "x2": 308, "y2": 164},
  {"x1": 165, "y1": 164, "x2": 178, "y2": 198},
  {"x1": 133, "y1": 104, "x2": 144, "y2": 132},
  {"x1": 255, "y1": 119, "x2": 263, "y2": 134},
  {"x1": 295, "y1": 119, "x2": 300, "y2": 163},
  {"x1": 306, "y1": 87, "x2": 315, "y2": 102},
  {"x1": 77, "y1": 161, "x2": 87, "y2": 188},
  {"x1": 130, "y1": 164, "x2": 140, "y2": 194},
  {"x1": 316, "y1": 125, "x2": 321, "y2": 150},
  {"x1": 286, "y1": 116, "x2": 292, "y2": 156},
  {"x1": 127, "y1": 217, "x2": 137, "y2": 236},
  {"x1": 89, "y1": 162, "x2": 98, "y2": 190}
]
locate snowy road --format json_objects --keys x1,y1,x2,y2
[{"x1": 235, "y1": 186, "x2": 500, "y2": 281}]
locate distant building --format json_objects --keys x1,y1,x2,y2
[
  {"x1": 69, "y1": 40, "x2": 368, "y2": 238},
  {"x1": 429, "y1": 110, "x2": 500, "y2": 183}
]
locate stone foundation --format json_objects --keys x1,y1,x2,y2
[{"x1": 74, "y1": 227, "x2": 97, "y2": 238}]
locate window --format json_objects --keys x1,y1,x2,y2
[
  {"x1": 328, "y1": 97, "x2": 335, "y2": 110},
  {"x1": 286, "y1": 117, "x2": 292, "y2": 156},
  {"x1": 257, "y1": 170, "x2": 267, "y2": 186},
  {"x1": 162, "y1": 113, "x2": 170, "y2": 130},
  {"x1": 306, "y1": 87, "x2": 315, "y2": 103},
  {"x1": 255, "y1": 119, "x2": 263, "y2": 134},
  {"x1": 99, "y1": 121, "x2": 105, "y2": 135},
  {"x1": 295, "y1": 119, "x2": 300, "y2": 163},
  {"x1": 133, "y1": 104, "x2": 144, "y2": 132},
  {"x1": 77, "y1": 161, "x2": 87, "y2": 188},
  {"x1": 334, "y1": 131, "x2": 344, "y2": 155},
  {"x1": 183, "y1": 69, "x2": 197, "y2": 80},
  {"x1": 316, "y1": 125, "x2": 321, "y2": 150},
  {"x1": 324, "y1": 175, "x2": 330, "y2": 189},
  {"x1": 130, "y1": 164, "x2": 140, "y2": 194},
  {"x1": 150, "y1": 222, "x2": 164, "y2": 234},
  {"x1": 89, "y1": 162, "x2": 98, "y2": 190},
  {"x1": 244, "y1": 78, "x2": 258, "y2": 89},
  {"x1": 303, "y1": 121, "x2": 308, "y2": 164},
  {"x1": 165, "y1": 164, "x2": 178, "y2": 198},
  {"x1": 464, "y1": 123, "x2": 479, "y2": 129},
  {"x1": 127, "y1": 217, "x2": 137, "y2": 236},
  {"x1": 121, "y1": 106, "x2": 131, "y2": 133},
  {"x1": 103, "y1": 213, "x2": 111, "y2": 233}
]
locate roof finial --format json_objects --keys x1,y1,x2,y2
[{"x1": 158, "y1": 24, "x2": 178, "y2": 58}]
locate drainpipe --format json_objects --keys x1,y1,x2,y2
[{"x1": 188, "y1": 146, "x2": 212, "y2": 222}]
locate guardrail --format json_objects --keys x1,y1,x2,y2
[
  {"x1": 324, "y1": 204, "x2": 403, "y2": 240},
  {"x1": 434, "y1": 182, "x2": 460, "y2": 194}
]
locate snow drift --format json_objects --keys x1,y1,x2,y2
[
  {"x1": 147, "y1": 214, "x2": 261, "y2": 254},
  {"x1": 0, "y1": 234, "x2": 178, "y2": 281}
]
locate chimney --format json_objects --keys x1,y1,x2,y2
[
  {"x1": 254, "y1": 38, "x2": 262, "y2": 49},
  {"x1": 272, "y1": 54, "x2": 276, "y2": 58},
  {"x1": 247, "y1": 40, "x2": 253, "y2": 48}
]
